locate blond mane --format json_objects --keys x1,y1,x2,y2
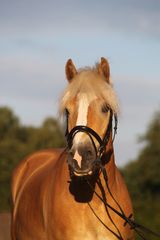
[{"x1": 59, "y1": 66, "x2": 119, "y2": 115}]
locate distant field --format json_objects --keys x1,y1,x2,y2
[{"x1": 0, "y1": 213, "x2": 11, "y2": 240}]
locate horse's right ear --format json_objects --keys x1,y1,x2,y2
[
  {"x1": 65, "y1": 59, "x2": 77, "y2": 82},
  {"x1": 98, "y1": 57, "x2": 110, "y2": 83}
]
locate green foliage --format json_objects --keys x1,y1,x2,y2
[
  {"x1": 122, "y1": 110, "x2": 160, "y2": 239},
  {"x1": 0, "y1": 106, "x2": 65, "y2": 212}
]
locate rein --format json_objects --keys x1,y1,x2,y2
[{"x1": 86, "y1": 164, "x2": 160, "y2": 240}]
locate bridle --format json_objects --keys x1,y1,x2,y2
[
  {"x1": 63, "y1": 108, "x2": 160, "y2": 240},
  {"x1": 65, "y1": 109, "x2": 118, "y2": 161}
]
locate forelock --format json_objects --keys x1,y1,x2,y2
[{"x1": 59, "y1": 69, "x2": 119, "y2": 115}]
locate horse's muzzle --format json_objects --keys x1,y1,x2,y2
[{"x1": 67, "y1": 143, "x2": 97, "y2": 177}]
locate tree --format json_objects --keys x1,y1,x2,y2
[
  {"x1": 122, "y1": 110, "x2": 160, "y2": 239},
  {"x1": 0, "y1": 106, "x2": 65, "y2": 211},
  {"x1": 0, "y1": 107, "x2": 19, "y2": 139}
]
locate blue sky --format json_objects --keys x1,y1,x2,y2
[{"x1": 0, "y1": 0, "x2": 160, "y2": 165}]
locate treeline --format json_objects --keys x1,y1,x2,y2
[
  {"x1": 0, "y1": 106, "x2": 65, "y2": 211},
  {"x1": 0, "y1": 106, "x2": 160, "y2": 239},
  {"x1": 122, "y1": 111, "x2": 160, "y2": 239}
]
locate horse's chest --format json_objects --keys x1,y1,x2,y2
[
  {"x1": 57, "y1": 224, "x2": 116, "y2": 240},
  {"x1": 70, "y1": 227, "x2": 115, "y2": 240},
  {"x1": 54, "y1": 203, "x2": 116, "y2": 240},
  {"x1": 55, "y1": 223, "x2": 115, "y2": 240}
]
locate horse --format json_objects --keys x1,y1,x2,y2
[{"x1": 11, "y1": 58, "x2": 135, "y2": 240}]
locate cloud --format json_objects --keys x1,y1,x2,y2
[
  {"x1": 0, "y1": 55, "x2": 66, "y2": 103},
  {"x1": 0, "y1": 94, "x2": 59, "y2": 126},
  {"x1": 116, "y1": 74, "x2": 160, "y2": 129},
  {"x1": 1, "y1": 0, "x2": 160, "y2": 39}
]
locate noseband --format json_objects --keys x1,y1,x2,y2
[{"x1": 65, "y1": 110, "x2": 118, "y2": 159}]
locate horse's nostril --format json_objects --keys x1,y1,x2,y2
[{"x1": 86, "y1": 150, "x2": 92, "y2": 158}]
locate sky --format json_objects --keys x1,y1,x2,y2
[{"x1": 0, "y1": 0, "x2": 160, "y2": 166}]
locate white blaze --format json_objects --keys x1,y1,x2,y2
[
  {"x1": 74, "y1": 150, "x2": 82, "y2": 168},
  {"x1": 74, "y1": 94, "x2": 89, "y2": 145},
  {"x1": 73, "y1": 94, "x2": 90, "y2": 168},
  {"x1": 73, "y1": 93, "x2": 97, "y2": 168},
  {"x1": 77, "y1": 94, "x2": 89, "y2": 125}
]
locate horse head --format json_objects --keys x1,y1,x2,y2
[{"x1": 60, "y1": 58, "x2": 119, "y2": 177}]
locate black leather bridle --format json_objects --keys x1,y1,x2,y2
[{"x1": 65, "y1": 110, "x2": 118, "y2": 160}]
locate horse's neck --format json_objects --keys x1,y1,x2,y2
[{"x1": 104, "y1": 158, "x2": 116, "y2": 187}]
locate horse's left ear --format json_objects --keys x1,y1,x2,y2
[
  {"x1": 98, "y1": 57, "x2": 110, "y2": 83},
  {"x1": 65, "y1": 59, "x2": 77, "y2": 82}
]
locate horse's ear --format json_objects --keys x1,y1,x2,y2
[
  {"x1": 65, "y1": 59, "x2": 77, "y2": 82},
  {"x1": 98, "y1": 57, "x2": 110, "y2": 83}
]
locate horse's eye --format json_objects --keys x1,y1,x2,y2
[{"x1": 102, "y1": 104, "x2": 109, "y2": 113}]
